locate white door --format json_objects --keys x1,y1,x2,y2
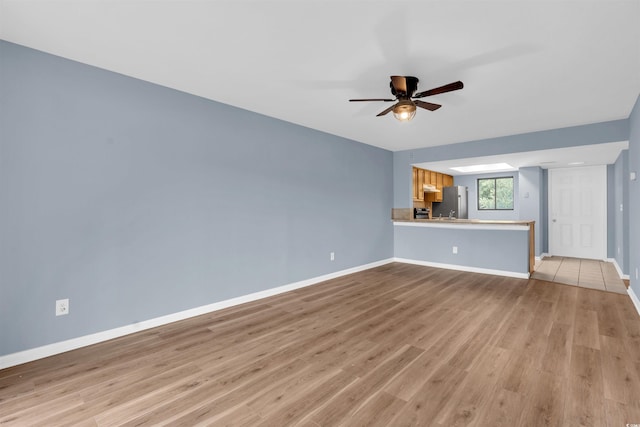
[{"x1": 549, "y1": 166, "x2": 607, "y2": 260}]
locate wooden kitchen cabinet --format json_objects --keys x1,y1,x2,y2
[
  {"x1": 412, "y1": 167, "x2": 425, "y2": 202},
  {"x1": 426, "y1": 171, "x2": 453, "y2": 202},
  {"x1": 430, "y1": 171, "x2": 437, "y2": 186},
  {"x1": 435, "y1": 173, "x2": 444, "y2": 201},
  {"x1": 426, "y1": 181, "x2": 440, "y2": 202},
  {"x1": 413, "y1": 167, "x2": 454, "y2": 207},
  {"x1": 417, "y1": 169, "x2": 425, "y2": 201}
]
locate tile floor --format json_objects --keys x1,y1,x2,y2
[{"x1": 532, "y1": 256, "x2": 628, "y2": 294}]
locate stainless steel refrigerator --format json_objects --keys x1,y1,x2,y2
[{"x1": 432, "y1": 186, "x2": 468, "y2": 219}]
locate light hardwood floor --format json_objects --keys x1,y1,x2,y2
[{"x1": 1, "y1": 263, "x2": 640, "y2": 426}]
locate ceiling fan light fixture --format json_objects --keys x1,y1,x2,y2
[
  {"x1": 393, "y1": 100, "x2": 417, "y2": 122},
  {"x1": 349, "y1": 76, "x2": 462, "y2": 120}
]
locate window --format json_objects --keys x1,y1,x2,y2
[{"x1": 478, "y1": 177, "x2": 514, "y2": 210}]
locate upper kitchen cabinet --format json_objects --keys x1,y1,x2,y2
[
  {"x1": 413, "y1": 167, "x2": 454, "y2": 204},
  {"x1": 426, "y1": 175, "x2": 443, "y2": 202},
  {"x1": 412, "y1": 167, "x2": 425, "y2": 202}
]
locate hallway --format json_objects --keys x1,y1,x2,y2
[{"x1": 532, "y1": 256, "x2": 628, "y2": 294}]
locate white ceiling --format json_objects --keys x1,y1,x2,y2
[
  {"x1": 1, "y1": 0, "x2": 639, "y2": 154},
  {"x1": 414, "y1": 140, "x2": 629, "y2": 175}
]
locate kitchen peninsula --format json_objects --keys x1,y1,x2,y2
[{"x1": 392, "y1": 209, "x2": 535, "y2": 279}]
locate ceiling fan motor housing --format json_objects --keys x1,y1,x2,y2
[{"x1": 390, "y1": 76, "x2": 419, "y2": 97}]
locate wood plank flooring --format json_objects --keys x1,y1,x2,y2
[{"x1": 1, "y1": 263, "x2": 640, "y2": 426}]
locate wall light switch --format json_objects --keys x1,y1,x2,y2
[
  {"x1": 452, "y1": 246, "x2": 458, "y2": 254},
  {"x1": 631, "y1": 171, "x2": 637, "y2": 181}
]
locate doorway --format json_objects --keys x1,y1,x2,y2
[{"x1": 548, "y1": 165, "x2": 607, "y2": 260}]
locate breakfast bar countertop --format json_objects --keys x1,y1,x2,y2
[
  {"x1": 392, "y1": 208, "x2": 536, "y2": 275},
  {"x1": 392, "y1": 218, "x2": 535, "y2": 226},
  {"x1": 390, "y1": 208, "x2": 534, "y2": 226}
]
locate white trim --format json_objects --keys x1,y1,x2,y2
[
  {"x1": 393, "y1": 257, "x2": 530, "y2": 279},
  {"x1": 540, "y1": 253, "x2": 551, "y2": 259},
  {"x1": 0, "y1": 258, "x2": 394, "y2": 370},
  {"x1": 607, "y1": 258, "x2": 630, "y2": 280},
  {"x1": 393, "y1": 221, "x2": 529, "y2": 231},
  {"x1": 628, "y1": 287, "x2": 640, "y2": 318}
]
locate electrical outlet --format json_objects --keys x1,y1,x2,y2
[
  {"x1": 56, "y1": 299, "x2": 69, "y2": 316},
  {"x1": 330, "y1": 252, "x2": 335, "y2": 261},
  {"x1": 452, "y1": 246, "x2": 458, "y2": 254}
]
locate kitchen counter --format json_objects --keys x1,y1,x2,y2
[
  {"x1": 392, "y1": 210, "x2": 535, "y2": 278},
  {"x1": 393, "y1": 218, "x2": 534, "y2": 226},
  {"x1": 391, "y1": 209, "x2": 533, "y2": 225}
]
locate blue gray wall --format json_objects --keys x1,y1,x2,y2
[
  {"x1": 541, "y1": 169, "x2": 549, "y2": 254},
  {"x1": 518, "y1": 167, "x2": 544, "y2": 257},
  {"x1": 0, "y1": 41, "x2": 394, "y2": 356},
  {"x1": 394, "y1": 225, "x2": 530, "y2": 275},
  {"x1": 613, "y1": 150, "x2": 629, "y2": 274},
  {"x1": 629, "y1": 94, "x2": 640, "y2": 295},
  {"x1": 607, "y1": 164, "x2": 616, "y2": 259}
]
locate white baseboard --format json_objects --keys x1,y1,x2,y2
[
  {"x1": 629, "y1": 287, "x2": 640, "y2": 318},
  {"x1": 0, "y1": 258, "x2": 394, "y2": 370},
  {"x1": 393, "y1": 257, "x2": 530, "y2": 279},
  {"x1": 606, "y1": 258, "x2": 630, "y2": 280}
]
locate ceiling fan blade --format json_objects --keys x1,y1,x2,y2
[
  {"x1": 414, "y1": 100, "x2": 442, "y2": 111},
  {"x1": 391, "y1": 76, "x2": 407, "y2": 94},
  {"x1": 376, "y1": 103, "x2": 398, "y2": 117},
  {"x1": 349, "y1": 98, "x2": 396, "y2": 102},
  {"x1": 414, "y1": 81, "x2": 464, "y2": 98}
]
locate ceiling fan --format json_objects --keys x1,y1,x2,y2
[{"x1": 349, "y1": 76, "x2": 463, "y2": 122}]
